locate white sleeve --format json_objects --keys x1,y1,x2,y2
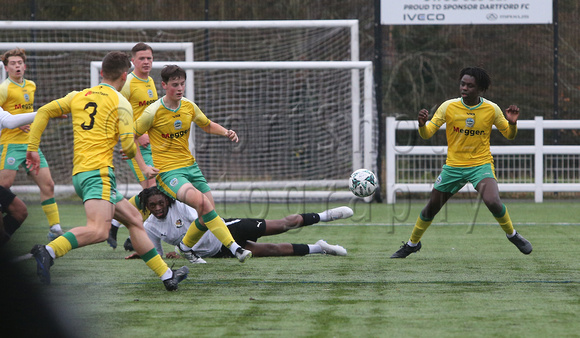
[
  {"x1": 0, "y1": 109, "x2": 37, "y2": 129},
  {"x1": 175, "y1": 201, "x2": 199, "y2": 224}
]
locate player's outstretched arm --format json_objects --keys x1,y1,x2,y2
[{"x1": 201, "y1": 121, "x2": 239, "y2": 142}]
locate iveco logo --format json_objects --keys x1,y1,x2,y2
[
  {"x1": 404, "y1": 13, "x2": 445, "y2": 21},
  {"x1": 486, "y1": 13, "x2": 498, "y2": 21}
]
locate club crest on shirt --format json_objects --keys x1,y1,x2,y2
[
  {"x1": 174, "y1": 120, "x2": 182, "y2": 130},
  {"x1": 147, "y1": 89, "x2": 154, "y2": 98},
  {"x1": 23, "y1": 93, "x2": 30, "y2": 102},
  {"x1": 175, "y1": 219, "x2": 183, "y2": 228},
  {"x1": 465, "y1": 117, "x2": 475, "y2": 128}
]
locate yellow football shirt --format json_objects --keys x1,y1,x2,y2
[
  {"x1": 134, "y1": 97, "x2": 211, "y2": 173},
  {"x1": 120, "y1": 72, "x2": 158, "y2": 122},
  {"x1": 0, "y1": 78, "x2": 36, "y2": 144},
  {"x1": 419, "y1": 98, "x2": 517, "y2": 167},
  {"x1": 28, "y1": 84, "x2": 136, "y2": 175}
]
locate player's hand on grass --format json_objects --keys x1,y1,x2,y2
[
  {"x1": 165, "y1": 251, "x2": 181, "y2": 259},
  {"x1": 125, "y1": 252, "x2": 140, "y2": 259},
  {"x1": 26, "y1": 151, "x2": 41, "y2": 175}
]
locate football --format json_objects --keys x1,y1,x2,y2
[{"x1": 349, "y1": 169, "x2": 378, "y2": 197}]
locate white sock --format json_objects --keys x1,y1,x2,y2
[
  {"x1": 50, "y1": 224, "x2": 62, "y2": 232},
  {"x1": 160, "y1": 268, "x2": 172, "y2": 281},
  {"x1": 111, "y1": 219, "x2": 122, "y2": 228},
  {"x1": 318, "y1": 211, "x2": 331, "y2": 222},
  {"x1": 229, "y1": 242, "x2": 241, "y2": 254},
  {"x1": 407, "y1": 240, "x2": 418, "y2": 247},
  {"x1": 308, "y1": 244, "x2": 323, "y2": 254},
  {"x1": 507, "y1": 230, "x2": 517, "y2": 238},
  {"x1": 45, "y1": 245, "x2": 56, "y2": 259}
]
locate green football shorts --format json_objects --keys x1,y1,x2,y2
[
  {"x1": 433, "y1": 163, "x2": 497, "y2": 194},
  {"x1": 156, "y1": 162, "x2": 211, "y2": 199},
  {"x1": 126, "y1": 144, "x2": 154, "y2": 183},
  {"x1": 0, "y1": 143, "x2": 49, "y2": 171},
  {"x1": 72, "y1": 167, "x2": 124, "y2": 203}
]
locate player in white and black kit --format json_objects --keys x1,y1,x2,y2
[{"x1": 124, "y1": 187, "x2": 352, "y2": 262}]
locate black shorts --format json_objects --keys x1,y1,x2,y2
[
  {"x1": 0, "y1": 186, "x2": 16, "y2": 213},
  {"x1": 213, "y1": 218, "x2": 267, "y2": 258}
]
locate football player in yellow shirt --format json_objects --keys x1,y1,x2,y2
[
  {"x1": 120, "y1": 42, "x2": 158, "y2": 189},
  {"x1": 0, "y1": 48, "x2": 64, "y2": 241},
  {"x1": 134, "y1": 65, "x2": 252, "y2": 263},
  {"x1": 108, "y1": 42, "x2": 159, "y2": 248},
  {"x1": 391, "y1": 66, "x2": 532, "y2": 258},
  {"x1": 26, "y1": 51, "x2": 188, "y2": 291}
]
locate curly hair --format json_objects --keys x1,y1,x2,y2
[
  {"x1": 138, "y1": 186, "x2": 175, "y2": 211},
  {"x1": 459, "y1": 67, "x2": 491, "y2": 92}
]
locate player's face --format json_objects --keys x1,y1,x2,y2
[
  {"x1": 162, "y1": 77, "x2": 185, "y2": 101},
  {"x1": 146, "y1": 194, "x2": 170, "y2": 219},
  {"x1": 131, "y1": 50, "x2": 153, "y2": 78},
  {"x1": 459, "y1": 75, "x2": 481, "y2": 105},
  {"x1": 4, "y1": 56, "x2": 26, "y2": 82}
]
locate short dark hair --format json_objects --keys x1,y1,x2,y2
[
  {"x1": 138, "y1": 186, "x2": 175, "y2": 211},
  {"x1": 101, "y1": 51, "x2": 131, "y2": 80},
  {"x1": 1, "y1": 48, "x2": 26, "y2": 66},
  {"x1": 161, "y1": 65, "x2": 186, "y2": 83},
  {"x1": 131, "y1": 42, "x2": 153, "y2": 57},
  {"x1": 459, "y1": 67, "x2": 491, "y2": 92}
]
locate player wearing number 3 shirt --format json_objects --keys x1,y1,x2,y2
[{"x1": 25, "y1": 52, "x2": 188, "y2": 291}]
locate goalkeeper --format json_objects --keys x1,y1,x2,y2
[{"x1": 124, "y1": 187, "x2": 352, "y2": 261}]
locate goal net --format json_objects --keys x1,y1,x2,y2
[{"x1": 0, "y1": 20, "x2": 377, "y2": 202}]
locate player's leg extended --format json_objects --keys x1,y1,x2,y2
[
  {"x1": 244, "y1": 241, "x2": 346, "y2": 257},
  {"x1": 39, "y1": 199, "x2": 113, "y2": 267},
  {"x1": 244, "y1": 242, "x2": 294, "y2": 256},
  {"x1": 263, "y1": 206, "x2": 354, "y2": 236},
  {"x1": 114, "y1": 199, "x2": 168, "y2": 276},
  {"x1": 476, "y1": 177, "x2": 532, "y2": 254}
]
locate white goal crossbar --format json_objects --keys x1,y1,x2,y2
[
  {"x1": 0, "y1": 20, "x2": 359, "y2": 62},
  {"x1": 90, "y1": 60, "x2": 375, "y2": 172}
]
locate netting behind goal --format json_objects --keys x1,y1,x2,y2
[{"x1": 0, "y1": 21, "x2": 376, "y2": 200}]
